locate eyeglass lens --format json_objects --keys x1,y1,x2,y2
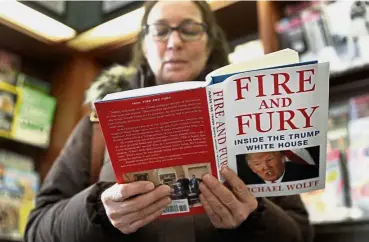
[{"x1": 147, "y1": 22, "x2": 205, "y2": 41}]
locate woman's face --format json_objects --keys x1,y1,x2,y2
[{"x1": 143, "y1": 1, "x2": 210, "y2": 84}]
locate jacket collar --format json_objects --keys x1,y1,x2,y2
[{"x1": 133, "y1": 64, "x2": 217, "y2": 88}]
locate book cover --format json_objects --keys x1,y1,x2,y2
[
  {"x1": 327, "y1": 102, "x2": 349, "y2": 153},
  {"x1": 301, "y1": 149, "x2": 347, "y2": 223},
  {"x1": 0, "y1": 50, "x2": 21, "y2": 86},
  {"x1": 0, "y1": 168, "x2": 39, "y2": 238},
  {"x1": 275, "y1": 16, "x2": 309, "y2": 56},
  {"x1": 95, "y1": 49, "x2": 330, "y2": 216},
  {"x1": 0, "y1": 82, "x2": 18, "y2": 138},
  {"x1": 347, "y1": 94, "x2": 369, "y2": 217},
  {"x1": 16, "y1": 73, "x2": 51, "y2": 95},
  {"x1": 0, "y1": 196, "x2": 21, "y2": 240},
  {"x1": 0, "y1": 150, "x2": 34, "y2": 172},
  {"x1": 12, "y1": 86, "x2": 56, "y2": 148}
]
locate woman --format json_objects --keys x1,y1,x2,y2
[{"x1": 25, "y1": 1, "x2": 314, "y2": 242}]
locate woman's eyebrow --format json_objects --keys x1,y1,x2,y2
[
  {"x1": 149, "y1": 18, "x2": 200, "y2": 25},
  {"x1": 181, "y1": 18, "x2": 199, "y2": 23},
  {"x1": 147, "y1": 19, "x2": 168, "y2": 25}
]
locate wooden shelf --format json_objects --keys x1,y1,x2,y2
[
  {"x1": 0, "y1": 236, "x2": 21, "y2": 242},
  {"x1": 0, "y1": 136, "x2": 46, "y2": 173},
  {"x1": 0, "y1": 22, "x2": 73, "y2": 62},
  {"x1": 314, "y1": 218, "x2": 369, "y2": 242},
  {"x1": 314, "y1": 218, "x2": 369, "y2": 234},
  {"x1": 0, "y1": 135, "x2": 48, "y2": 151},
  {"x1": 330, "y1": 64, "x2": 369, "y2": 86},
  {"x1": 328, "y1": 64, "x2": 369, "y2": 103}
]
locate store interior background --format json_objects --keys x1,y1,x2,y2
[{"x1": 1, "y1": 0, "x2": 369, "y2": 241}]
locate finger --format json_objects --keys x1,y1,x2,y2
[
  {"x1": 124, "y1": 206, "x2": 167, "y2": 234},
  {"x1": 120, "y1": 185, "x2": 171, "y2": 214},
  {"x1": 122, "y1": 196, "x2": 171, "y2": 226},
  {"x1": 221, "y1": 167, "x2": 252, "y2": 203},
  {"x1": 102, "y1": 182, "x2": 155, "y2": 203},
  {"x1": 199, "y1": 194, "x2": 222, "y2": 227},
  {"x1": 201, "y1": 174, "x2": 242, "y2": 214},
  {"x1": 199, "y1": 182, "x2": 234, "y2": 226}
]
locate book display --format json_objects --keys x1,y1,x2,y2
[
  {"x1": 275, "y1": 1, "x2": 369, "y2": 74},
  {"x1": 0, "y1": 150, "x2": 38, "y2": 240},
  {"x1": 0, "y1": 49, "x2": 55, "y2": 240},
  {"x1": 347, "y1": 94, "x2": 369, "y2": 218}
]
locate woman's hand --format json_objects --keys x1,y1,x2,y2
[
  {"x1": 101, "y1": 181, "x2": 171, "y2": 234},
  {"x1": 199, "y1": 166, "x2": 258, "y2": 229}
]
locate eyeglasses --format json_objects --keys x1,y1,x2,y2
[{"x1": 143, "y1": 22, "x2": 207, "y2": 42}]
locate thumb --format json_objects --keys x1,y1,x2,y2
[{"x1": 102, "y1": 181, "x2": 155, "y2": 203}]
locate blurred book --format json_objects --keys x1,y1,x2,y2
[
  {"x1": 0, "y1": 50, "x2": 21, "y2": 86},
  {"x1": 301, "y1": 149, "x2": 348, "y2": 223},
  {"x1": 12, "y1": 86, "x2": 56, "y2": 148},
  {"x1": 349, "y1": 94, "x2": 369, "y2": 120},
  {"x1": 16, "y1": 73, "x2": 51, "y2": 95},
  {"x1": 347, "y1": 94, "x2": 369, "y2": 218},
  {"x1": 321, "y1": 1, "x2": 369, "y2": 67},
  {"x1": 0, "y1": 168, "x2": 39, "y2": 239},
  {"x1": 2, "y1": 168, "x2": 39, "y2": 201},
  {"x1": 276, "y1": 2, "x2": 330, "y2": 62},
  {"x1": 0, "y1": 82, "x2": 18, "y2": 138},
  {"x1": 0, "y1": 196, "x2": 21, "y2": 240},
  {"x1": 327, "y1": 102, "x2": 349, "y2": 153},
  {"x1": 279, "y1": 1, "x2": 369, "y2": 74},
  {"x1": 300, "y1": 7, "x2": 329, "y2": 56},
  {"x1": 276, "y1": 16, "x2": 309, "y2": 57},
  {"x1": 0, "y1": 150, "x2": 34, "y2": 172}
]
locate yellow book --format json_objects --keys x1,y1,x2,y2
[{"x1": 0, "y1": 82, "x2": 20, "y2": 138}]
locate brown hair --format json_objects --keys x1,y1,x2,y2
[{"x1": 130, "y1": 1, "x2": 230, "y2": 73}]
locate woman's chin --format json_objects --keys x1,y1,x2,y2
[{"x1": 162, "y1": 72, "x2": 197, "y2": 84}]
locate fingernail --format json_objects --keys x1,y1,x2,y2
[
  {"x1": 203, "y1": 174, "x2": 212, "y2": 183},
  {"x1": 199, "y1": 182, "x2": 204, "y2": 190},
  {"x1": 166, "y1": 185, "x2": 171, "y2": 194},
  {"x1": 146, "y1": 183, "x2": 155, "y2": 190}
]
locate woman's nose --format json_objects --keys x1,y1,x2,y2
[{"x1": 166, "y1": 30, "x2": 184, "y2": 49}]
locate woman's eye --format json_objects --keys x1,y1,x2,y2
[
  {"x1": 182, "y1": 25, "x2": 201, "y2": 36},
  {"x1": 153, "y1": 25, "x2": 169, "y2": 36}
]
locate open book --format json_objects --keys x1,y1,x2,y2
[{"x1": 95, "y1": 49, "x2": 330, "y2": 216}]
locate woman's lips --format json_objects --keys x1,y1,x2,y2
[{"x1": 164, "y1": 60, "x2": 187, "y2": 69}]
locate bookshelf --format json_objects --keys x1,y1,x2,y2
[
  {"x1": 1, "y1": 1, "x2": 369, "y2": 242},
  {"x1": 0, "y1": 17, "x2": 102, "y2": 241},
  {"x1": 0, "y1": 237, "x2": 21, "y2": 242},
  {"x1": 0, "y1": 22, "x2": 103, "y2": 179}
]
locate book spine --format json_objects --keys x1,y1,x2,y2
[{"x1": 206, "y1": 83, "x2": 228, "y2": 182}]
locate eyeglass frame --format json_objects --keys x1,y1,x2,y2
[{"x1": 142, "y1": 21, "x2": 208, "y2": 42}]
